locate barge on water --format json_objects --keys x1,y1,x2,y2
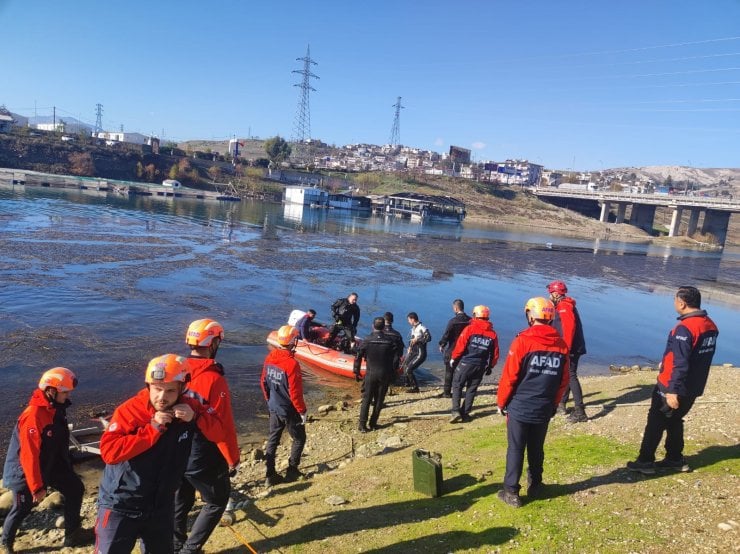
[
  {"x1": 376, "y1": 192, "x2": 466, "y2": 223},
  {"x1": 283, "y1": 185, "x2": 371, "y2": 212}
]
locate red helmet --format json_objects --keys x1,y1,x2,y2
[
  {"x1": 547, "y1": 280, "x2": 568, "y2": 295},
  {"x1": 525, "y1": 297, "x2": 555, "y2": 322},
  {"x1": 277, "y1": 325, "x2": 299, "y2": 346},
  {"x1": 186, "y1": 318, "x2": 224, "y2": 347},
  {"x1": 38, "y1": 367, "x2": 78, "y2": 392},
  {"x1": 472, "y1": 305, "x2": 490, "y2": 319},
  {"x1": 145, "y1": 354, "x2": 190, "y2": 384}
]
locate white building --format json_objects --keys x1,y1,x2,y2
[
  {"x1": 93, "y1": 131, "x2": 149, "y2": 145},
  {"x1": 284, "y1": 186, "x2": 328, "y2": 206}
]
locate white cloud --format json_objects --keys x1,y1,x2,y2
[
  {"x1": 471, "y1": 141, "x2": 486, "y2": 150},
  {"x1": 434, "y1": 137, "x2": 444, "y2": 146}
]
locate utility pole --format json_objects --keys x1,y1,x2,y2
[
  {"x1": 292, "y1": 45, "x2": 319, "y2": 166},
  {"x1": 389, "y1": 96, "x2": 403, "y2": 148},
  {"x1": 94, "y1": 103, "x2": 103, "y2": 134}
]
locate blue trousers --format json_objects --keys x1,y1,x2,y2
[
  {"x1": 95, "y1": 507, "x2": 174, "y2": 553},
  {"x1": 2, "y1": 468, "x2": 83, "y2": 548},
  {"x1": 503, "y1": 416, "x2": 550, "y2": 493},
  {"x1": 265, "y1": 411, "x2": 306, "y2": 474}
]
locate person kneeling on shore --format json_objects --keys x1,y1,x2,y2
[
  {"x1": 96, "y1": 355, "x2": 223, "y2": 554},
  {"x1": 2, "y1": 368, "x2": 89, "y2": 552},
  {"x1": 497, "y1": 298, "x2": 569, "y2": 508}
]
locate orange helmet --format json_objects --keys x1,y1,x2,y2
[
  {"x1": 145, "y1": 354, "x2": 190, "y2": 384},
  {"x1": 525, "y1": 297, "x2": 555, "y2": 322},
  {"x1": 277, "y1": 325, "x2": 299, "y2": 347},
  {"x1": 472, "y1": 305, "x2": 490, "y2": 319},
  {"x1": 186, "y1": 318, "x2": 224, "y2": 347},
  {"x1": 38, "y1": 367, "x2": 78, "y2": 392},
  {"x1": 547, "y1": 280, "x2": 568, "y2": 295}
]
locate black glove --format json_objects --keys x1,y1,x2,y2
[
  {"x1": 354, "y1": 372, "x2": 361, "y2": 382},
  {"x1": 484, "y1": 367, "x2": 492, "y2": 376}
]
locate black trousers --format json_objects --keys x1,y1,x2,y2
[
  {"x1": 503, "y1": 416, "x2": 550, "y2": 493},
  {"x1": 359, "y1": 372, "x2": 389, "y2": 428},
  {"x1": 173, "y1": 459, "x2": 231, "y2": 553},
  {"x1": 451, "y1": 363, "x2": 484, "y2": 418},
  {"x1": 402, "y1": 345, "x2": 427, "y2": 388},
  {"x1": 560, "y1": 354, "x2": 584, "y2": 408},
  {"x1": 442, "y1": 350, "x2": 454, "y2": 395},
  {"x1": 2, "y1": 468, "x2": 83, "y2": 547},
  {"x1": 637, "y1": 385, "x2": 696, "y2": 462},
  {"x1": 265, "y1": 411, "x2": 306, "y2": 474}
]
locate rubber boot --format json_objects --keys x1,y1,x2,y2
[{"x1": 567, "y1": 406, "x2": 588, "y2": 423}]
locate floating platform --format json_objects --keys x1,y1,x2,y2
[{"x1": 0, "y1": 168, "x2": 241, "y2": 202}]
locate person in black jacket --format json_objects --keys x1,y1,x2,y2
[
  {"x1": 438, "y1": 299, "x2": 471, "y2": 398},
  {"x1": 327, "y1": 293, "x2": 361, "y2": 348},
  {"x1": 354, "y1": 317, "x2": 402, "y2": 432}
]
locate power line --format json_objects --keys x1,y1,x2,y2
[
  {"x1": 94, "y1": 103, "x2": 103, "y2": 134},
  {"x1": 292, "y1": 44, "x2": 319, "y2": 144},
  {"x1": 389, "y1": 96, "x2": 403, "y2": 147}
]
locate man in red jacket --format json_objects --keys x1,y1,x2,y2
[
  {"x1": 449, "y1": 305, "x2": 499, "y2": 423},
  {"x1": 547, "y1": 280, "x2": 588, "y2": 423},
  {"x1": 497, "y1": 298, "x2": 569, "y2": 508},
  {"x1": 174, "y1": 319, "x2": 240, "y2": 554},
  {"x1": 2, "y1": 368, "x2": 89, "y2": 552},
  {"x1": 627, "y1": 286, "x2": 719, "y2": 475},
  {"x1": 261, "y1": 325, "x2": 307, "y2": 487},
  {"x1": 96, "y1": 354, "x2": 223, "y2": 554}
]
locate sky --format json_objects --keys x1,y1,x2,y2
[{"x1": 2, "y1": 0, "x2": 739, "y2": 170}]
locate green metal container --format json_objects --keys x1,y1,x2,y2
[{"x1": 412, "y1": 449, "x2": 443, "y2": 497}]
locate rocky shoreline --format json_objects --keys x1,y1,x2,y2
[{"x1": 1, "y1": 364, "x2": 737, "y2": 553}]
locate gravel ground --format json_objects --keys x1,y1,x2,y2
[{"x1": 1, "y1": 365, "x2": 736, "y2": 553}]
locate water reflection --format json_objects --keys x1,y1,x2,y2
[{"x1": 0, "y1": 184, "x2": 737, "y2": 429}]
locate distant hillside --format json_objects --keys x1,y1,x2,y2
[
  {"x1": 618, "y1": 166, "x2": 739, "y2": 196},
  {"x1": 28, "y1": 115, "x2": 93, "y2": 132}
]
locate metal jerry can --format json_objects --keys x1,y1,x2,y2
[{"x1": 412, "y1": 449, "x2": 443, "y2": 497}]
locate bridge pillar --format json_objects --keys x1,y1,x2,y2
[
  {"x1": 700, "y1": 209, "x2": 730, "y2": 247},
  {"x1": 686, "y1": 208, "x2": 701, "y2": 236},
  {"x1": 615, "y1": 203, "x2": 627, "y2": 224},
  {"x1": 599, "y1": 201, "x2": 611, "y2": 223},
  {"x1": 668, "y1": 207, "x2": 683, "y2": 237},
  {"x1": 630, "y1": 204, "x2": 656, "y2": 233}
]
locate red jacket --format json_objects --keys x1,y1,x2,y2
[
  {"x1": 100, "y1": 388, "x2": 222, "y2": 465},
  {"x1": 658, "y1": 310, "x2": 718, "y2": 397},
  {"x1": 450, "y1": 318, "x2": 499, "y2": 370},
  {"x1": 553, "y1": 296, "x2": 587, "y2": 356},
  {"x1": 98, "y1": 388, "x2": 222, "y2": 518},
  {"x1": 497, "y1": 324, "x2": 570, "y2": 423},
  {"x1": 2, "y1": 389, "x2": 71, "y2": 494},
  {"x1": 261, "y1": 348, "x2": 306, "y2": 417},
  {"x1": 184, "y1": 357, "x2": 240, "y2": 467}
]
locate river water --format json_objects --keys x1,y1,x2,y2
[{"x1": 0, "y1": 184, "x2": 738, "y2": 441}]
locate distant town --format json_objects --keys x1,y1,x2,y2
[{"x1": 1, "y1": 104, "x2": 736, "y2": 199}]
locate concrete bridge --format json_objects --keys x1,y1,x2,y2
[{"x1": 532, "y1": 188, "x2": 740, "y2": 248}]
